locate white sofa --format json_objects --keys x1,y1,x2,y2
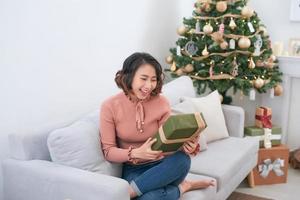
[{"x1": 2, "y1": 76, "x2": 259, "y2": 200}]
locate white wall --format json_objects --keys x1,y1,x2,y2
[{"x1": 0, "y1": 0, "x2": 181, "y2": 199}]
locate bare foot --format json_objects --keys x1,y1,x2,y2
[{"x1": 179, "y1": 179, "x2": 216, "y2": 194}]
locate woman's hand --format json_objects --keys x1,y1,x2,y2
[
  {"x1": 182, "y1": 136, "x2": 199, "y2": 155},
  {"x1": 131, "y1": 138, "x2": 163, "y2": 160}
]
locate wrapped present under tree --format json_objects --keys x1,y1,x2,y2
[
  {"x1": 245, "y1": 126, "x2": 282, "y2": 148},
  {"x1": 255, "y1": 106, "x2": 272, "y2": 128},
  {"x1": 151, "y1": 112, "x2": 207, "y2": 153},
  {"x1": 248, "y1": 145, "x2": 289, "y2": 186}
]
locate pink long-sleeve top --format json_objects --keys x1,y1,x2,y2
[{"x1": 100, "y1": 92, "x2": 171, "y2": 163}]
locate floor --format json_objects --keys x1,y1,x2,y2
[{"x1": 236, "y1": 167, "x2": 300, "y2": 200}]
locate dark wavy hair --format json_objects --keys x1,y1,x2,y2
[{"x1": 115, "y1": 52, "x2": 164, "y2": 96}]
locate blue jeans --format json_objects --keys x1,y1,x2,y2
[{"x1": 122, "y1": 151, "x2": 191, "y2": 200}]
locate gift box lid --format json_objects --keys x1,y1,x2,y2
[
  {"x1": 161, "y1": 112, "x2": 207, "y2": 141},
  {"x1": 244, "y1": 126, "x2": 281, "y2": 136}
]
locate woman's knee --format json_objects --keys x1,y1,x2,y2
[{"x1": 173, "y1": 151, "x2": 191, "y2": 171}]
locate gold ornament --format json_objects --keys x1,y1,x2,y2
[
  {"x1": 202, "y1": 45, "x2": 209, "y2": 56},
  {"x1": 220, "y1": 41, "x2": 228, "y2": 49},
  {"x1": 216, "y1": 1, "x2": 227, "y2": 13},
  {"x1": 254, "y1": 78, "x2": 264, "y2": 89},
  {"x1": 184, "y1": 64, "x2": 194, "y2": 73},
  {"x1": 175, "y1": 68, "x2": 185, "y2": 76},
  {"x1": 170, "y1": 62, "x2": 177, "y2": 72},
  {"x1": 229, "y1": 17, "x2": 237, "y2": 30},
  {"x1": 241, "y1": 6, "x2": 254, "y2": 18},
  {"x1": 177, "y1": 26, "x2": 188, "y2": 36},
  {"x1": 256, "y1": 60, "x2": 264, "y2": 67},
  {"x1": 270, "y1": 55, "x2": 277, "y2": 62},
  {"x1": 258, "y1": 26, "x2": 268, "y2": 36},
  {"x1": 248, "y1": 57, "x2": 255, "y2": 69},
  {"x1": 274, "y1": 84, "x2": 283, "y2": 96},
  {"x1": 203, "y1": 23, "x2": 213, "y2": 34},
  {"x1": 165, "y1": 55, "x2": 173, "y2": 64},
  {"x1": 238, "y1": 37, "x2": 251, "y2": 49}
]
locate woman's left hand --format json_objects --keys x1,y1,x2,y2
[{"x1": 182, "y1": 136, "x2": 199, "y2": 155}]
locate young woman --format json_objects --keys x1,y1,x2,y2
[{"x1": 100, "y1": 52, "x2": 215, "y2": 200}]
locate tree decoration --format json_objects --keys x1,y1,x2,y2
[
  {"x1": 165, "y1": 55, "x2": 173, "y2": 64},
  {"x1": 202, "y1": 45, "x2": 209, "y2": 56},
  {"x1": 177, "y1": 26, "x2": 188, "y2": 36},
  {"x1": 274, "y1": 84, "x2": 283, "y2": 96},
  {"x1": 168, "y1": 0, "x2": 282, "y2": 104},
  {"x1": 184, "y1": 64, "x2": 194, "y2": 73},
  {"x1": 219, "y1": 22, "x2": 225, "y2": 34},
  {"x1": 229, "y1": 39, "x2": 236, "y2": 49},
  {"x1": 231, "y1": 57, "x2": 239, "y2": 77},
  {"x1": 175, "y1": 68, "x2": 185, "y2": 76},
  {"x1": 195, "y1": 20, "x2": 201, "y2": 33},
  {"x1": 170, "y1": 61, "x2": 177, "y2": 72},
  {"x1": 203, "y1": 23, "x2": 213, "y2": 34},
  {"x1": 238, "y1": 37, "x2": 251, "y2": 49},
  {"x1": 254, "y1": 77, "x2": 264, "y2": 89},
  {"x1": 185, "y1": 41, "x2": 199, "y2": 56},
  {"x1": 216, "y1": 1, "x2": 227, "y2": 13},
  {"x1": 229, "y1": 17, "x2": 237, "y2": 30},
  {"x1": 253, "y1": 35, "x2": 263, "y2": 56},
  {"x1": 248, "y1": 57, "x2": 256, "y2": 69},
  {"x1": 241, "y1": 6, "x2": 254, "y2": 18},
  {"x1": 220, "y1": 40, "x2": 228, "y2": 49},
  {"x1": 176, "y1": 45, "x2": 182, "y2": 56}
]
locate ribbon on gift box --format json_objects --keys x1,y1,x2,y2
[
  {"x1": 255, "y1": 107, "x2": 272, "y2": 128},
  {"x1": 258, "y1": 158, "x2": 285, "y2": 178},
  {"x1": 263, "y1": 128, "x2": 272, "y2": 149}
]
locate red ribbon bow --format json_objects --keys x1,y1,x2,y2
[{"x1": 255, "y1": 107, "x2": 272, "y2": 128}]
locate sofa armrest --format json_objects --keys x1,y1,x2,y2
[
  {"x1": 222, "y1": 105, "x2": 245, "y2": 138},
  {"x1": 2, "y1": 159, "x2": 129, "y2": 200}
]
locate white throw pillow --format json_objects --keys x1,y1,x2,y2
[
  {"x1": 173, "y1": 90, "x2": 229, "y2": 143},
  {"x1": 162, "y1": 76, "x2": 196, "y2": 106},
  {"x1": 47, "y1": 118, "x2": 122, "y2": 177},
  {"x1": 171, "y1": 104, "x2": 208, "y2": 151}
]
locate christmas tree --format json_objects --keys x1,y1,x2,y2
[{"x1": 166, "y1": 0, "x2": 283, "y2": 104}]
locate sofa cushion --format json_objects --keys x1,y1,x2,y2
[
  {"x1": 176, "y1": 90, "x2": 229, "y2": 143},
  {"x1": 162, "y1": 76, "x2": 196, "y2": 106},
  {"x1": 47, "y1": 111, "x2": 122, "y2": 177},
  {"x1": 190, "y1": 136, "x2": 259, "y2": 191}
]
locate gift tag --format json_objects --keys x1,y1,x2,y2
[
  {"x1": 254, "y1": 35, "x2": 263, "y2": 56},
  {"x1": 247, "y1": 22, "x2": 255, "y2": 33},
  {"x1": 249, "y1": 88, "x2": 256, "y2": 100},
  {"x1": 270, "y1": 88, "x2": 274, "y2": 98},
  {"x1": 229, "y1": 39, "x2": 235, "y2": 49},
  {"x1": 196, "y1": 20, "x2": 200, "y2": 33},
  {"x1": 177, "y1": 45, "x2": 182, "y2": 56}
]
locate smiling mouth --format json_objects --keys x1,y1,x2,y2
[{"x1": 140, "y1": 89, "x2": 150, "y2": 97}]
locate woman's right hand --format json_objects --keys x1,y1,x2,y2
[{"x1": 131, "y1": 138, "x2": 163, "y2": 161}]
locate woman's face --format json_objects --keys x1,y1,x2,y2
[{"x1": 131, "y1": 64, "x2": 157, "y2": 100}]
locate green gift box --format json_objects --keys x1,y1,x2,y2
[
  {"x1": 244, "y1": 126, "x2": 282, "y2": 148},
  {"x1": 151, "y1": 113, "x2": 207, "y2": 153}
]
